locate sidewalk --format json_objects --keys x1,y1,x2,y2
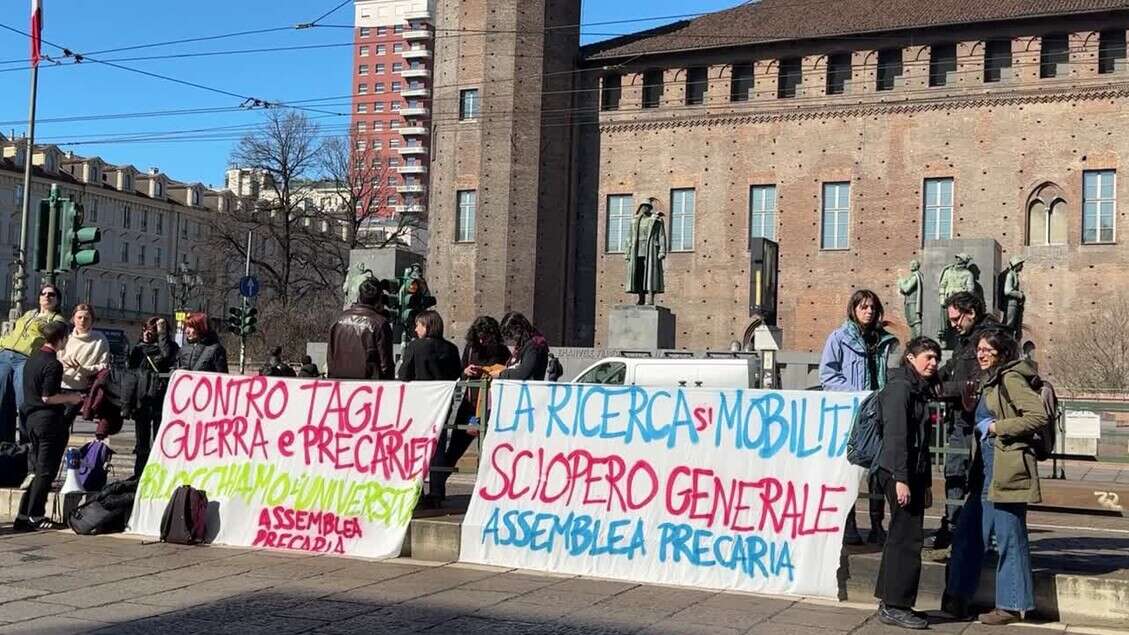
[{"x1": 0, "y1": 529, "x2": 1123, "y2": 635}]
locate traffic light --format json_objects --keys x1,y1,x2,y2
[
  {"x1": 226, "y1": 306, "x2": 259, "y2": 337},
  {"x1": 66, "y1": 202, "x2": 101, "y2": 269},
  {"x1": 33, "y1": 198, "x2": 52, "y2": 272}
]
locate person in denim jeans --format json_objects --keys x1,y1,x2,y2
[
  {"x1": 943, "y1": 329, "x2": 1045, "y2": 626},
  {"x1": 0, "y1": 285, "x2": 66, "y2": 444}
]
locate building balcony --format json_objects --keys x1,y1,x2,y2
[
  {"x1": 397, "y1": 184, "x2": 426, "y2": 194},
  {"x1": 401, "y1": 68, "x2": 430, "y2": 79},
  {"x1": 401, "y1": 106, "x2": 429, "y2": 117},
  {"x1": 402, "y1": 87, "x2": 429, "y2": 98},
  {"x1": 400, "y1": 125, "x2": 428, "y2": 135},
  {"x1": 397, "y1": 164, "x2": 428, "y2": 175},
  {"x1": 398, "y1": 145, "x2": 428, "y2": 156},
  {"x1": 395, "y1": 204, "x2": 426, "y2": 214},
  {"x1": 403, "y1": 29, "x2": 431, "y2": 41},
  {"x1": 404, "y1": 9, "x2": 433, "y2": 21},
  {"x1": 402, "y1": 48, "x2": 432, "y2": 60}
]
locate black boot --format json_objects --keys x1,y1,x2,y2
[{"x1": 924, "y1": 525, "x2": 952, "y2": 550}]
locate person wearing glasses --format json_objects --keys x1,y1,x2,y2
[
  {"x1": 0, "y1": 285, "x2": 67, "y2": 444},
  {"x1": 943, "y1": 329, "x2": 1044, "y2": 625},
  {"x1": 927, "y1": 291, "x2": 999, "y2": 550}
]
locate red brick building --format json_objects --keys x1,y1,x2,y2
[{"x1": 427, "y1": 0, "x2": 1129, "y2": 369}]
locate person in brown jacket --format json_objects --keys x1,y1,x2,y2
[{"x1": 327, "y1": 278, "x2": 395, "y2": 380}]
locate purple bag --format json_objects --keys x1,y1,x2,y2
[{"x1": 77, "y1": 440, "x2": 113, "y2": 492}]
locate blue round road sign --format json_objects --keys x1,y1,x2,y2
[{"x1": 239, "y1": 275, "x2": 260, "y2": 298}]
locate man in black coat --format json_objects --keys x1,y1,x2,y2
[{"x1": 928, "y1": 291, "x2": 998, "y2": 549}]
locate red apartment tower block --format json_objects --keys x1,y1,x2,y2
[{"x1": 352, "y1": 0, "x2": 433, "y2": 221}]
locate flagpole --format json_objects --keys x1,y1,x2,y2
[
  {"x1": 8, "y1": 1, "x2": 40, "y2": 325},
  {"x1": 9, "y1": 63, "x2": 39, "y2": 324}
]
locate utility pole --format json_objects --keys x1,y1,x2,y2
[
  {"x1": 239, "y1": 229, "x2": 252, "y2": 374},
  {"x1": 7, "y1": 58, "x2": 39, "y2": 326}
]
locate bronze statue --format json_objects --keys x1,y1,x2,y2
[
  {"x1": 897, "y1": 260, "x2": 924, "y2": 338},
  {"x1": 937, "y1": 253, "x2": 976, "y2": 340},
  {"x1": 1001, "y1": 255, "x2": 1026, "y2": 337},
  {"x1": 342, "y1": 263, "x2": 374, "y2": 308},
  {"x1": 624, "y1": 198, "x2": 667, "y2": 306}
]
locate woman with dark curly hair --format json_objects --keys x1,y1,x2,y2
[
  {"x1": 425, "y1": 316, "x2": 511, "y2": 506},
  {"x1": 490, "y1": 312, "x2": 549, "y2": 381}
]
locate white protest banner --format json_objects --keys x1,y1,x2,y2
[
  {"x1": 460, "y1": 382, "x2": 866, "y2": 598},
  {"x1": 129, "y1": 372, "x2": 456, "y2": 559}
]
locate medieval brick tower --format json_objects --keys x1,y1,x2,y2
[{"x1": 426, "y1": 0, "x2": 582, "y2": 344}]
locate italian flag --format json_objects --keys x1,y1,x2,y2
[{"x1": 30, "y1": 0, "x2": 43, "y2": 67}]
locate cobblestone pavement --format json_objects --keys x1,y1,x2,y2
[{"x1": 0, "y1": 530, "x2": 1123, "y2": 635}]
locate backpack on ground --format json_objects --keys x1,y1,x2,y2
[
  {"x1": 77, "y1": 440, "x2": 114, "y2": 491},
  {"x1": 68, "y1": 479, "x2": 138, "y2": 536},
  {"x1": 999, "y1": 374, "x2": 1059, "y2": 461},
  {"x1": 845, "y1": 392, "x2": 883, "y2": 471},
  {"x1": 159, "y1": 485, "x2": 209, "y2": 545},
  {"x1": 0, "y1": 442, "x2": 29, "y2": 488}
]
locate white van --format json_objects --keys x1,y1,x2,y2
[{"x1": 572, "y1": 356, "x2": 758, "y2": 389}]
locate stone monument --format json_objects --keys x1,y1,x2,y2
[
  {"x1": 1000, "y1": 255, "x2": 1026, "y2": 338},
  {"x1": 610, "y1": 198, "x2": 675, "y2": 349},
  {"x1": 921, "y1": 239, "x2": 1003, "y2": 348},
  {"x1": 897, "y1": 260, "x2": 924, "y2": 339}
]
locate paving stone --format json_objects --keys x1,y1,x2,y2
[
  {"x1": 0, "y1": 600, "x2": 71, "y2": 622},
  {"x1": 0, "y1": 584, "x2": 45, "y2": 603},
  {"x1": 422, "y1": 615, "x2": 543, "y2": 634},
  {"x1": 641, "y1": 621, "x2": 744, "y2": 635},
  {"x1": 771, "y1": 604, "x2": 874, "y2": 630},
  {"x1": 67, "y1": 601, "x2": 176, "y2": 624},
  {"x1": 36, "y1": 575, "x2": 190, "y2": 608},
  {"x1": 698, "y1": 592, "x2": 795, "y2": 613},
  {"x1": 476, "y1": 599, "x2": 577, "y2": 622},
  {"x1": 272, "y1": 600, "x2": 379, "y2": 622},
  {"x1": 596, "y1": 586, "x2": 714, "y2": 611},
  {"x1": 565, "y1": 604, "x2": 670, "y2": 630},
  {"x1": 744, "y1": 623, "x2": 832, "y2": 635},
  {"x1": 21, "y1": 564, "x2": 161, "y2": 593},
  {"x1": 324, "y1": 581, "x2": 443, "y2": 605},
  {"x1": 548, "y1": 578, "x2": 639, "y2": 596},
  {"x1": 518, "y1": 588, "x2": 609, "y2": 608},
  {"x1": 400, "y1": 588, "x2": 516, "y2": 612},
  {"x1": 964, "y1": 624, "x2": 1060, "y2": 635},
  {"x1": 133, "y1": 574, "x2": 279, "y2": 607},
  {"x1": 89, "y1": 616, "x2": 228, "y2": 635},
  {"x1": 458, "y1": 572, "x2": 559, "y2": 593},
  {"x1": 0, "y1": 563, "x2": 73, "y2": 583},
  {"x1": 315, "y1": 615, "x2": 427, "y2": 634},
  {"x1": 206, "y1": 614, "x2": 327, "y2": 634},
  {"x1": 0, "y1": 615, "x2": 107, "y2": 635},
  {"x1": 666, "y1": 604, "x2": 775, "y2": 629}
]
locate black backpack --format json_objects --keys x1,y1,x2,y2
[
  {"x1": 845, "y1": 392, "x2": 884, "y2": 471},
  {"x1": 159, "y1": 485, "x2": 210, "y2": 545},
  {"x1": 0, "y1": 442, "x2": 29, "y2": 488},
  {"x1": 68, "y1": 479, "x2": 138, "y2": 535}
]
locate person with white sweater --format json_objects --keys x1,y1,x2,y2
[{"x1": 59, "y1": 304, "x2": 109, "y2": 428}]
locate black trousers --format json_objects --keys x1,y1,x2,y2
[
  {"x1": 428, "y1": 427, "x2": 476, "y2": 499},
  {"x1": 133, "y1": 396, "x2": 164, "y2": 478},
  {"x1": 874, "y1": 469, "x2": 926, "y2": 608},
  {"x1": 18, "y1": 411, "x2": 69, "y2": 520}
]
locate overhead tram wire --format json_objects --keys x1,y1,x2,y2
[{"x1": 0, "y1": 22, "x2": 346, "y2": 119}]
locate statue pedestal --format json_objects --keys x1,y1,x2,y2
[{"x1": 608, "y1": 305, "x2": 675, "y2": 350}]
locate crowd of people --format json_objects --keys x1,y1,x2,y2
[
  {"x1": 820, "y1": 289, "x2": 1047, "y2": 629},
  {"x1": 0, "y1": 277, "x2": 1050, "y2": 628}
]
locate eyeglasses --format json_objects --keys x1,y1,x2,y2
[
  {"x1": 976, "y1": 347, "x2": 999, "y2": 356},
  {"x1": 40, "y1": 291, "x2": 56, "y2": 298}
]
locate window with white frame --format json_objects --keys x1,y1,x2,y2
[
  {"x1": 456, "y1": 190, "x2": 477, "y2": 242},
  {"x1": 749, "y1": 185, "x2": 777, "y2": 241},
  {"x1": 923, "y1": 178, "x2": 954, "y2": 241},
  {"x1": 1083, "y1": 170, "x2": 1116, "y2": 243},
  {"x1": 358, "y1": 64, "x2": 368, "y2": 75},
  {"x1": 821, "y1": 182, "x2": 851, "y2": 250},
  {"x1": 669, "y1": 188, "x2": 695, "y2": 251},
  {"x1": 605, "y1": 194, "x2": 633, "y2": 253}
]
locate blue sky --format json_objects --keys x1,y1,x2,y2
[{"x1": 0, "y1": 1, "x2": 743, "y2": 187}]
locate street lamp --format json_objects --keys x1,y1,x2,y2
[{"x1": 166, "y1": 260, "x2": 204, "y2": 312}]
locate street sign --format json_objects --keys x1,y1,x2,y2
[{"x1": 239, "y1": 275, "x2": 260, "y2": 299}]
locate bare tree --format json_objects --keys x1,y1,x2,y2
[
  {"x1": 319, "y1": 134, "x2": 427, "y2": 253},
  {"x1": 209, "y1": 110, "x2": 344, "y2": 305},
  {"x1": 1045, "y1": 291, "x2": 1129, "y2": 391}
]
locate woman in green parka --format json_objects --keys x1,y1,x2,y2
[{"x1": 943, "y1": 329, "x2": 1046, "y2": 626}]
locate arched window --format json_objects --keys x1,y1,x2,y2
[{"x1": 1026, "y1": 182, "x2": 1067, "y2": 245}]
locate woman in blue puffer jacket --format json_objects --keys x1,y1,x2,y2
[{"x1": 820, "y1": 289, "x2": 899, "y2": 545}]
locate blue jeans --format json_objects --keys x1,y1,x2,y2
[
  {"x1": 947, "y1": 440, "x2": 1036, "y2": 613},
  {"x1": 0, "y1": 349, "x2": 28, "y2": 444}
]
